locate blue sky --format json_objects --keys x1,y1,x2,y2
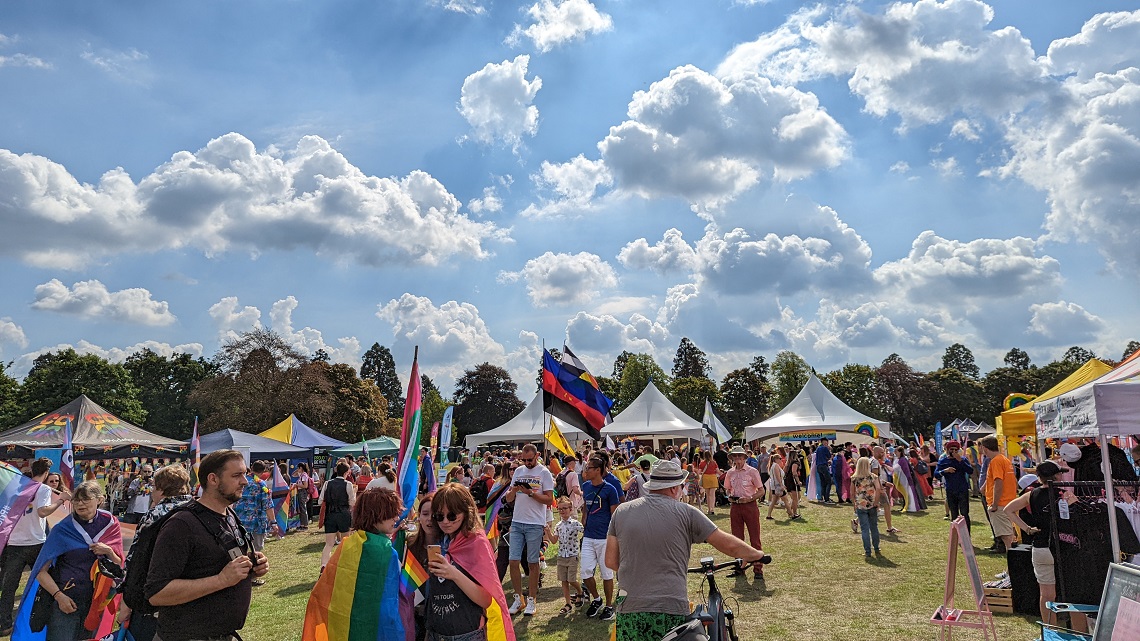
[{"x1": 2, "y1": 0, "x2": 1138, "y2": 395}]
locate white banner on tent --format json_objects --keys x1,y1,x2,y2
[{"x1": 1035, "y1": 394, "x2": 1099, "y2": 438}]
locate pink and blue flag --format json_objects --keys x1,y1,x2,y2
[
  {"x1": 61, "y1": 418, "x2": 74, "y2": 491},
  {"x1": 0, "y1": 462, "x2": 42, "y2": 556}
]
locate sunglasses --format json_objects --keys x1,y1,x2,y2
[
  {"x1": 520, "y1": 457, "x2": 536, "y2": 464},
  {"x1": 433, "y1": 512, "x2": 462, "y2": 523}
]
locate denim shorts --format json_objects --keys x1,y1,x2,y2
[{"x1": 508, "y1": 522, "x2": 545, "y2": 563}]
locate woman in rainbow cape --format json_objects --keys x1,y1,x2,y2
[
  {"x1": 891, "y1": 446, "x2": 926, "y2": 512},
  {"x1": 303, "y1": 488, "x2": 413, "y2": 641},
  {"x1": 424, "y1": 483, "x2": 515, "y2": 641},
  {"x1": 13, "y1": 481, "x2": 123, "y2": 641}
]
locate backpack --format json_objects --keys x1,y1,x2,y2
[
  {"x1": 470, "y1": 477, "x2": 491, "y2": 508},
  {"x1": 554, "y1": 470, "x2": 569, "y2": 498},
  {"x1": 915, "y1": 459, "x2": 930, "y2": 475},
  {"x1": 122, "y1": 501, "x2": 248, "y2": 615}
]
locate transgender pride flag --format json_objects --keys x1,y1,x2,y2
[{"x1": 0, "y1": 461, "x2": 42, "y2": 556}]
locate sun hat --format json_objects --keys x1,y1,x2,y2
[
  {"x1": 643, "y1": 459, "x2": 689, "y2": 490},
  {"x1": 728, "y1": 445, "x2": 748, "y2": 456},
  {"x1": 1059, "y1": 443, "x2": 1082, "y2": 463},
  {"x1": 1017, "y1": 474, "x2": 1039, "y2": 490},
  {"x1": 945, "y1": 440, "x2": 961, "y2": 450}
]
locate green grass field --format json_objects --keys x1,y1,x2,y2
[{"x1": 246, "y1": 498, "x2": 1041, "y2": 641}]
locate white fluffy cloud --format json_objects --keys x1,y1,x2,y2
[
  {"x1": 459, "y1": 56, "x2": 542, "y2": 149},
  {"x1": 32, "y1": 279, "x2": 176, "y2": 326},
  {"x1": 208, "y1": 296, "x2": 262, "y2": 344},
  {"x1": 565, "y1": 311, "x2": 669, "y2": 355},
  {"x1": 0, "y1": 133, "x2": 502, "y2": 269},
  {"x1": 529, "y1": 64, "x2": 847, "y2": 213},
  {"x1": 507, "y1": 0, "x2": 613, "y2": 53},
  {"x1": 499, "y1": 251, "x2": 618, "y2": 307},
  {"x1": 270, "y1": 296, "x2": 362, "y2": 367},
  {"x1": 720, "y1": 0, "x2": 1053, "y2": 126},
  {"x1": 1026, "y1": 301, "x2": 1105, "y2": 343},
  {"x1": 618, "y1": 228, "x2": 699, "y2": 274},
  {"x1": 0, "y1": 318, "x2": 28, "y2": 352},
  {"x1": 377, "y1": 293, "x2": 507, "y2": 369}
]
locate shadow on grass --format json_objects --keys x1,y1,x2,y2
[
  {"x1": 276, "y1": 581, "x2": 317, "y2": 597},
  {"x1": 865, "y1": 554, "x2": 900, "y2": 568},
  {"x1": 298, "y1": 542, "x2": 324, "y2": 554}
]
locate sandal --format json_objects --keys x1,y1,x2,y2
[
  {"x1": 559, "y1": 603, "x2": 573, "y2": 615},
  {"x1": 887, "y1": 527, "x2": 900, "y2": 534}
]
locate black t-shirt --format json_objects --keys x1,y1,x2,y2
[
  {"x1": 425, "y1": 563, "x2": 483, "y2": 635},
  {"x1": 1021, "y1": 487, "x2": 1053, "y2": 548},
  {"x1": 145, "y1": 502, "x2": 253, "y2": 641}
]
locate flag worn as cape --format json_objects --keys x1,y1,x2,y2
[
  {"x1": 271, "y1": 464, "x2": 291, "y2": 537},
  {"x1": 0, "y1": 462, "x2": 42, "y2": 557},
  {"x1": 545, "y1": 419, "x2": 575, "y2": 457},
  {"x1": 483, "y1": 482, "x2": 507, "y2": 537},
  {"x1": 446, "y1": 530, "x2": 516, "y2": 641},
  {"x1": 13, "y1": 511, "x2": 123, "y2": 641},
  {"x1": 302, "y1": 529, "x2": 410, "y2": 641},
  {"x1": 420, "y1": 455, "x2": 436, "y2": 495}
]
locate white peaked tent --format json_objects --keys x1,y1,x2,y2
[
  {"x1": 600, "y1": 381, "x2": 706, "y2": 441},
  {"x1": 464, "y1": 391, "x2": 587, "y2": 449},
  {"x1": 744, "y1": 373, "x2": 895, "y2": 442}
]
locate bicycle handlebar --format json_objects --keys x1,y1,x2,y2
[{"x1": 687, "y1": 555, "x2": 772, "y2": 574}]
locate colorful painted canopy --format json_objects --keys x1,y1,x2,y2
[{"x1": 0, "y1": 394, "x2": 187, "y2": 459}]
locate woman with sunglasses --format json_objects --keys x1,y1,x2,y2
[
  {"x1": 407, "y1": 492, "x2": 440, "y2": 641},
  {"x1": 425, "y1": 483, "x2": 515, "y2": 641}
]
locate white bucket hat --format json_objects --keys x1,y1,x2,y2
[{"x1": 644, "y1": 459, "x2": 689, "y2": 490}]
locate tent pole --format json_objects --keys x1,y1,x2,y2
[{"x1": 1100, "y1": 433, "x2": 1121, "y2": 561}]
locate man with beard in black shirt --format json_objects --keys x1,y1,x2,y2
[{"x1": 146, "y1": 450, "x2": 269, "y2": 641}]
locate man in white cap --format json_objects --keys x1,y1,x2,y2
[
  {"x1": 605, "y1": 459, "x2": 767, "y2": 641},
  {"x1": 723, "y1": 445, "x2": 764, "y2": 578}
]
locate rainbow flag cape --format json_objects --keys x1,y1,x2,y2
[
  {"x1": 483, "y1": 482, "x2": 507, "y2": 535},
  {"x1": 447, "y1": 531, "x2": 515, "y2": 641},
  {"x1": 13, "y1": 511, "x2": 123, "y2": 641},
  {"x1": 303, "y1": 530, "x2": 409, "y2": 641},
  {"x1": 0, "y1": 461, "x2": 42, "y2": 556},
  {"x1": 271, "y1": 465, "x2": 291, "y2": 537}
]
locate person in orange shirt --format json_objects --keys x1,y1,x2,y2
[{"x1": 980, "y1": 435, "x2": 1018, "y2": 553}]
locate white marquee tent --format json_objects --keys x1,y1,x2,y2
[
  {"x1": 464, "y1": 391, "x2": 587, "y2": 449},
  {"x1": 600, "y1": 381, "x2": 706, "y2": 441},
  {"x1": 744, "y1": 373, "x2": 896, "y2": 442}
]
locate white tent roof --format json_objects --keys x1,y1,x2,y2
[
  {"x1": 1034, "y1": 351, "x2": 1140, "y2": 438},
  {"x1": 600, "y1": 381, "x2": 705, "y2": 440},
  {"x1": 744, "y1": 373, "x2": 893, "y2": 441},
  {"x1": 464, "y1": 392, "x2": 586, "y2": 449}
]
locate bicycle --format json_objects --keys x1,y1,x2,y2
[{"x1": 660, "y1": 555, "x2": 773, "y2": 641}]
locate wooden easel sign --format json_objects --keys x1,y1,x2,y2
[{"x1": 929, "y1": 516, "x2": 998, "y2": 640}]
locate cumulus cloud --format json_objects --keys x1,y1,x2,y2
[
  {"x1": 719, "y1": 0, "x2": 1053, "y2": 126},
  {"x1": 459, "y1": 56, "x2": 542, "y2": 149},
  {"x1": 269, "y1": 296, "x2": 362, "y2": 366},
  {"x1": 499, "y1": 251, "x2": 618, "y2": 307},
  {"x1": 31, "y1": 279, "x2": 176, "y2": 326},
  {"x1": 521, "y1": 155, "x2": 613, "y2": 217},
  {"x1": 0, "y1": 318, "x2": 28, "y2": 351},
  {"x1": 507, "y1": 0, "x2": 613, "y2": 53},
  {"x1": 618, "y1": 228, "x2": 699, "y2": 274},
  {"x1": 208, "y1": 296, "x2": 262, "y2": 343},
  {"x1": 377, "y1": 293, "x2": 507, "y2": 370},
  {"x1": 1045, "y1": 11, "x2": 1140, "y2": 81},
  {"x1": 951, "y1": 119, "x2": 981, "y2": 141},
  {"x1": 0, "y1": 133, "x2": 503, "y2": 270},
  {"x1": 931, "y1": 156, "x2": 962, "y2": 177},
  {"x1": 1026, "y1": 301, "x2": 1105, "y2": 343},
  {"x1": 565, "y1": 311, "x2": 669, "y2": 355}
]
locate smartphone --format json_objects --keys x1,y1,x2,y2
[
  {"x1": 513, "y1": 481, "x2": 530, "y2": 488},
  {"x1": 427, "y1": 545, "x2": 444, "y2": 565}
]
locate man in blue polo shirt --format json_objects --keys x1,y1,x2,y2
[{"x1": 580, "y1": 456, "x2": 620, "y2": 621}]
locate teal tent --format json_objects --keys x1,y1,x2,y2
[{"x1": 330, "y1": 436, "x2": 400, "y2": 458}]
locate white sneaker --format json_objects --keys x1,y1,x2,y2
[
  {"x1": 508, "y1": 594, "x2": 523, "y2": 615},
  {"x1": 523, "y1": 597, "x2": 537, "y2": 616}
]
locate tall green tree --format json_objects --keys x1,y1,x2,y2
[
  {"x1": 611, "y1": 351, "x2": 634, "y2": 379},
  {"x1": 718, "y1": 368, "x2": 770, "y2": 429},
  {"x1": 614, "y1": 354, "x2": 670, "y2": 415},
  {"x1": 1122, "y1": 340, "x2": 1140, "y2": 361},
  {"x1": 124, "y1": 349, "x2": 215, "y2": 439},
  {"x1": 671, "y1": 377, "x2": 719, "y2": 423},
  {"x1": 749, "y1": 356, "x2": 770, "y2": 383},
  {"x1": 1003, "y1": 348, "x2": 1031, "y2": 371},
  {"x1": 318, "y1": 362, "x2": 390, "y2": 442},
  {"x1": 942, "y1": 343, "x2": 980, "y2": 379},
  {"x1": 821, "y1": 364, "x2": 883, "y2": 419},
  {"x1": 927, "y1": 368, "x2": 987, "y2": 423},
  {"x1": 1063, "y1": 346, "x2": 1097, "y2": 364},
  {"x1": 875, "y1": 354, "x2": 934, "y2": 434},
  {"x1": 360, "y1": 343, "x2": 404, "y2": 419},
  {"x1": 0, "y1": 361, "x2": 21, "y2": 427},
  {"x1": 15, "y1": 349, "x2": 146, "y2": 425},
  {"x1": 769, "y1": 351, "x2": 810, "y2": 413},
  {"x1": 188, "y1": 329, "x2": 333, "y2": 433},
  {"x1": 672, "y1": 338, "x2": 710, "y2": 379},
  {"x1": 982, "y1": 365, "x2": 1036, "y2": 417},
  {"x1": 452, "y1": 363, "x2": 525, "y2": 441}
]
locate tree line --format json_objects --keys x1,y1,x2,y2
[{"x1": 1, "y1": 329, "x2": 1137, "y2": 444}]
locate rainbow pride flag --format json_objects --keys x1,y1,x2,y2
[
  {"x1": 0, "y1": 461, "x2": 42, "y2": 556},
  {"x1": 303, "y1": 530, "x2": 409, "y2": 641},
  {"x1": 271, "y1": 465, "x2": 291, "y2": 537},
  {"x1": 402, "y1": 551, "x2": 428, "y2": 593}
]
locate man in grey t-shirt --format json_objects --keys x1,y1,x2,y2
[{"x1": 605, "y1": 460, "x2": 766, "y2": 641}]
